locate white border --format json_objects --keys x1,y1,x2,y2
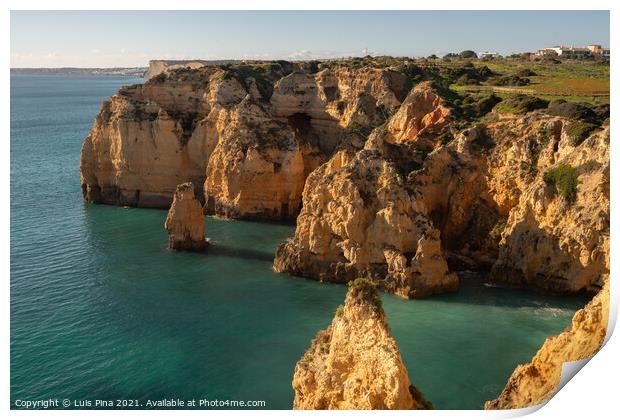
[{"x1": 3, "y1": 2, "x2": 617, "y2": 419}]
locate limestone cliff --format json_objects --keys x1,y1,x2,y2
[
  {"x1": 273, "y1": 147, "x2": 458, "y2": 298},
  {"x1": 274, "y1": 83, "x2": 465, "y2": 298},
  {"x1": 485, "y1": 279, "x2": 609, "y2": 409},
  {"x1": 81, "y1": 64, "x2": 407, "y2": 221},
  {"x1": 293, "y1": 279, "x2": 432, "y2": 410},
  {"x1": 145, "y1": 59, "x2": 242, "y2": 80},
  {"x1": 82, "y1": 61, "x2": 609, "y2": 297},
  {"x1": 488, "y1": 126, "x2": 610, "y2": 293},
  {"x1": 80, "y1": 68, "x2": 219, "y2": 208},
  {"x1": 275, "y1": 89, "x2": 610, "y2": 296},
  {"x1": 164, "y1": 182, "x2": 206, "y2": 251}
]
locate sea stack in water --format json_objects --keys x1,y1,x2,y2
[
  {"x1": 292, "y1": 279, "x2": 432, "y2": 410},
  {"x1": 164, "y1": 182, "x2": 206, "y2": 251}
]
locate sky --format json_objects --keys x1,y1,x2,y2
[{"x1": 10, "y1": 10, "x2": 610, "y2": 68}]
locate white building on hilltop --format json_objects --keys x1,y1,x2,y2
[
  {"x1": 479, "y1": 51, "x2": 501, "y2": 59},
  {"x1": 536, "y1": 44, "x2": 610, "y2": 59},
  {"x1": 587, "y1": 44, "x2": 611, "y2": 58}
]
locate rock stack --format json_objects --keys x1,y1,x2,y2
[
  {"x1": 292, "y1": 279, "x2": 432, "y2": 410},
  {"x1": 164, "y1": 182, "x2": 206, "y2": 251}
]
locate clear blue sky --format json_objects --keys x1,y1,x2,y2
[{"x1": 11, "y1": 10, "x2": 610, "y2": 68}]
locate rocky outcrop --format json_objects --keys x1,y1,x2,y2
[
  {"x1": 275, "y1": 91, "x2": 610, "y2": 296},
  {"x1": 164, "y1": 182, "x2": 206, "y2": 251},
  {"x1": 273, "y1": 147, "x2": 458, "y2": 298},
  {"x1": 81, "y1": 64, "x2": 407, "y2": 221},
  {"x1": 202, "y1": 96, "x2": 321, "y2": 220},
  {"x1": 82, "y1": 61, "x2": 609, "y2": 297},
  {"x1": 274, "y1": 83, "x2": 464, "y2": 298},
  {"x1": 80, "y1": 68, "x2": 219, "y2": 208},
  {"x1": 145, "y1": 59, "x2": 242, "y2": 81},
  {"x1": 485, "y1": 279, "x2": 609, "y2": 409},
  {"x1": 293, "y1": 279, "x2": 432, "y2": 410},
  {"x1": 271, "y1": 67, "x2": 406, "y2": 129},
  {"x1": 488, "y1": 127, "x2": 610, "y2": 293}
]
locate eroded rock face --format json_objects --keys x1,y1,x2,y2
[
  {"x1": 384, "y1": 82, "x2": 451, "y2": 144},
  {"x1": 293, "y1": 279, "x2": 432, "y2": 410},
  {"x1": 276, "y1": 91, "x2": 610, "y2": 296},
  {"x1": 485, "y1": 279, "x2": 609, "y2": 409},
  {"x1": 489, "y1": 128, "x2": 610, "y2": 293},
  {"x1": 273, "y1": 147, "x2": 458, "y2": 298},
  {"x1": 274, "y1": 83, "x2": 462, "y2": 298},
  {"x1": 80, "y1": 70, "x2": 219, "y2": 208},
  {"x1": 82, "y1": 62, "x2": 610, "y2": 297},
  {"x1": 81, "y1": 65, "x2": 407, "y2": 221},
  {"x1": 203, "y1": 97, "x2": 316, "y2": 220},
  {"x1": 164, "y1": 182, "x2": 206, "y2": 251}
]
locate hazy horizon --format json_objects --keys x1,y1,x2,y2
[{"x1": 11, "y1": 10, "x2": 610, "y2": 68}]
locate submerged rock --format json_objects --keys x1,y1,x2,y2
[
  {"x1": 485, "y1": 279, "x2": 609, "y2": 409},
  {"x1": 164, "y1": 182, "x2": 206, "y2": 251},
  {"x1": 292, "y1": 279, "x2": 432, "y2": 410}
]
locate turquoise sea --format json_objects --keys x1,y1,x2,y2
[{"x1": 10, "y1": 74, "x2": 588, "y2": 409}]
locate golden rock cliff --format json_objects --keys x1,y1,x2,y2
[
  {"x1": 488, "y1": 126, "x2": 610, "y2": 293},
  {"x1": 485, "y1": 279, "x2": 609, "y2": 409},
  {"x1": 80, "y1": 65, "x2": 407, "y2": 221},
  {"x1": 275, "y1": 88, "x2": 610, "y2": 297},
  {"x1": 164, "y1": 182, "x2": 206, "y2": 251},
  {"x1": 273, "y1": 146, "x2": 459, "y2": 298},
  {"x1": 82, "y1": 63, "x2": 609, "y2": 297},
  {"x1": 274, "y1": 83, "x2": 469, "y2": 297},
  {"x1": 293, "y1": 279, "x2": 432, "y2": 410},
  {"x1": 80, "y1": 70, "x2": 218, "y2": 208}
]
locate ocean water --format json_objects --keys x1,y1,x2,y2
[{"x1": 10, "y1": 75, "x2": 589, "y2": 409}]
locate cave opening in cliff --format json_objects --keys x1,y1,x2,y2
[{"x1": 288, "y1": 113, "x2": 312, "y2": 138}]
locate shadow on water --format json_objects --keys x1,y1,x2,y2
[
  {"x1": 80, "y1": 203, "x2": 590, "y2": 314},
  {"x1": 412, "y1": 271, "x2": 591, "y2": 312},
  {"x1": 205, "y1": 243, "x2": 275, "y2": 263}
]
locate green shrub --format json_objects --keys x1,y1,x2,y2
[
  {"x1": 439, "y1": 132, "x2": 453, "y2": 145},
  {"x1": 219, "y1": 70, "x2": 234, "y2": 81},
  {"x1": 543, "y1": 164, "x2": 579, "y2": 203},
  {"x1": 456, "y1": 74, "x2": 478, "y2": 85},
  {"x1": 565, "y1": 121, "x2": 599, "y2": 146},
  {"x1": 459, "y1": 50, "x2": 478, "y2": 59},
  {"x1": 443, "y1": 64, "x2": 494, "y2": 85},
  {"x1": 546, "y1": 100, "x2": 597, "y2": 123},
  {"x1": 516, "y1": 68, "x2": 537, "y2": 77},
  {"x1": 494, "y1": 94, "x2": 548, "y2": 114},
  {"x1": 490, "y1": 75, "x2": 530, "y2": 86},
  {"x1": 347, "y1": 278, "x2": 383, "y2": 311},
  {"x1": 537, "y1": 126, "x2": 553, "y2": 145},
  {"x1": 149, "y1": 72, "x2": 167, "y2": 83},
  {"x1": 489, "y1": 219, "x2": 507, "y2": 241},
  {"x1": 577, "y1": 160, "x2": 602, "y2": 174},
  {"x1": 544, "y1": 101, "x2": 608, "y2": 126},
  {"x1": 462, "y1": 93, "x2": 502, "y2": 119},
  {"x1": 592, "y1": 104, "x2": 610, "y2": 125},
  {"x1": 469, "y1": 125, "x2": 495, "y2": 150},
  {"x1": 347, "y1": 121, "x2": 373, "y2": 138}
]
